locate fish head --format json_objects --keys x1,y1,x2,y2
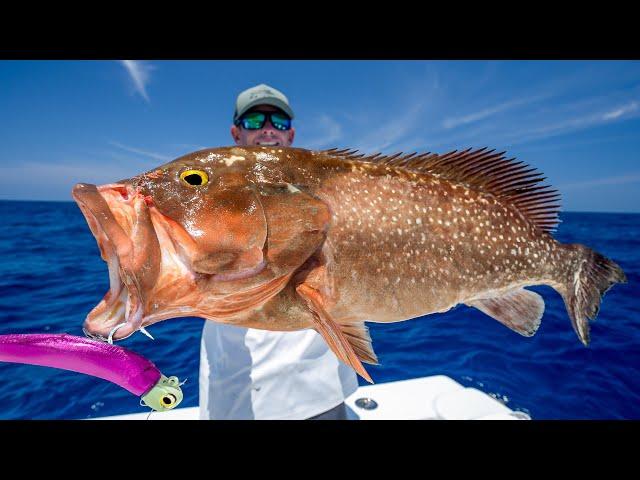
[
  {"x1": 72, "y1": 147, "x2": 329, "y2": 341},
  {"x1": 130, "y1": 152, "x2": 270, "y2": 278}
]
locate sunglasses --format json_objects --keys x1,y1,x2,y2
[{"x1": 235, "y1": 111, "x2": 292, "y2": 131}]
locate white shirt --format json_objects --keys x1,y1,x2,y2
[{"x1": 199, "y1": 321, "x2": 359, "y2": 419}]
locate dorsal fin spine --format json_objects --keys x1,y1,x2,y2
[{"x1": 323, "y1": 146, "x2": 562, "y2": 233}]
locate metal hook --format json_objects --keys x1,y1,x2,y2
[{"x1": 107, "y1": 322, "x2": 129, "y2": 344}]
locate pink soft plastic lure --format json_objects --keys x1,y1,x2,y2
[{"x1": 0, "y1": 333, "x2": 183, "y2": 412}]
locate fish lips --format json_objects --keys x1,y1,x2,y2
[{"x1": 73, "y1": 183, "x2": 160, "y2": 343}]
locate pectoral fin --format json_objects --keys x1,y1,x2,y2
[
  {"x1": 259, "y1": 187, "x2": 331, "y2": 272},
  {"x1": 340, "y1": 323, "x2": 378, "y2": 365},
  {"x1": 296, "y1": 283, "x2": 375, "y2": 383},
  {"x1": 466, "y1": 288, "x2": 545, "y2": 336}
]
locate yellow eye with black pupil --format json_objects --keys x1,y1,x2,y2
[
  {"x1": 180, "y1": 169, "x2": 208, "y2": 186},
  {"x1": 161, "y1": 394, "x2": 176, "y2": 407}
]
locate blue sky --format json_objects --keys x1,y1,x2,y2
[{"x1": 1, "y1": 60, "x2": 639, "y2": 212}]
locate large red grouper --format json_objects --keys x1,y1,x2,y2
[{"x1": 72, "y1": 146, "x2": 626, "y2": 382}]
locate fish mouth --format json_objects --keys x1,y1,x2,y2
[
  {"x1": 73, "y1": 182, "x2": 270, "y2": 342},
  {"x1": 73, "y1": 183, "x2": 157, "y2": 343}
]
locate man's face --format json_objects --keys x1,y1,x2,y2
[{"x1": 231, "y1": 105, "x2": 295, "y2": 147}]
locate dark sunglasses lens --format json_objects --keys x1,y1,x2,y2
[
  {"x1": 241, "y1": 112, "x2": 266, "y2": 129},
  {"x1": 270, "y1": 112, "x2": 291, "y2": 131}
]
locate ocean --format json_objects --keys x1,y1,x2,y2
[{"x1": 0, "y1": 200, "x2": 637, "y2": 419}]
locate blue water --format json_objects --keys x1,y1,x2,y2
[{"x1": 0, "y1": 200, "x2": 637, "y2": 419}]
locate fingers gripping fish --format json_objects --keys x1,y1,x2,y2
[{"x1": 72, "y1": 146, "x2": 627, "y2": 383}]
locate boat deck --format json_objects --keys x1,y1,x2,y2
[{"x1": 94, "y1": 375, "x2": 530, "y2": 420}]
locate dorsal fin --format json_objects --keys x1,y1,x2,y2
[{"x1": 321, "y1": 146, "x2": 561, "y2": 233}]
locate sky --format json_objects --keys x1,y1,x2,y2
[{"x1": 0, "y1": 60, "x2": 639, "y2": 212}]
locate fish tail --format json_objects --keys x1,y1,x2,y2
[{"x1": 556, "y1": 244, "x2": 626, "y2": 345}]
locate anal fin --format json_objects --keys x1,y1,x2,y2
[
  {"x1": 296, "y1": 283, "x2": 376, "y2": 383},
  {"x1": 466, "y1": 288, "x2": 545, "y2": 337}
]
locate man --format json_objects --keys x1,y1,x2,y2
[{"x1": 199, "y1": 84, "x2": 359, "y2": 420}]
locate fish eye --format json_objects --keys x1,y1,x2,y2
[
  {"x1": 161, "y1": 394, "x2": 177, "y2": 408},
  {"x1": 180, "y1": 169, "x2": 209, "y2": 187}
]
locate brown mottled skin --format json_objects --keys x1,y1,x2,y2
[{"x1": 72, "y1": 146, "x2": 626, "y2": 381}]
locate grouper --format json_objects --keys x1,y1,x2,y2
[{"x1": 72, "y1": 146, "x2": 627, "y2": 382}]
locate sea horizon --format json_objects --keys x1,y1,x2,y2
[{"x1": 1, "y1": 198, "x2": 639, "y2": 216}]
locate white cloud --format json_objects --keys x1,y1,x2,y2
[
  {"x1": 304, "y1": 114, "x2": 343, "y2": 149},
  {"x1": 559, "y1": 172, "x2": 640, "y2": 190},
  {"x1": 343, "y1": 71, "x2": 443, "y2": 154},
  {"x1": 501, "y1": 99, "x2": 640, "y2": 146},
  {"x1": 0, "y1": 160, "x2": 138, "y2": 201},
  {"x1": 109, "y1": 141, "x2": 172, "y2": 161},
  {"x1": 509, "y1": 133, "x2": 637, "y2": 154},
  {"x1": 602, "y1": 101, "x2": 639, "y2": 120},
  {"x1": 170, "y1": 143, "x2": 211, "y2": 152},
  {"x1": 442, "y1": 95, "x2": 548, "y2": 130},
  {"x1": 353, "y1": 95, "x2": 432, "y2": 153},
  {"x1": 120, "y1": 60, "x2": 154, "y2": 103}
]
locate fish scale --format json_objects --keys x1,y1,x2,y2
[{"x1": 306, "y1": 161, "x2": 559, "y2": 320}]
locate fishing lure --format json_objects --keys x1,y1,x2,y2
[{"x1": 0, "y1": 333, "x2": 183, "y2": 412}]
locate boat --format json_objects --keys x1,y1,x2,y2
[{"x1": 93, "y1": 374, "x2": 530, "y2": 420}]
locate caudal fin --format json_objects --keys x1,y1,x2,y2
[{"x1": 557, "y1": 244, "x2": 626, "y2": 345}]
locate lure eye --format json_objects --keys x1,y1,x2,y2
[
  {"x1": 180, "y1": 169, "x2": 209, "y2": 187},
  {"x1": 161, "y1": 394, "x2": 177, "y2": 408}
]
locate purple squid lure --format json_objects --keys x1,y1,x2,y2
[{"x1": 0, "y1": 333, "x2": 183, "y2": 413}]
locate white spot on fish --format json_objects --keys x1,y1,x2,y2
[{"x1": 223, "y1": 155, "x2": 245, "y2": 166}]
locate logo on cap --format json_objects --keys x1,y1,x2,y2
[{"x1": 249, "y1": 88, "x2": 273, "y2": 100}]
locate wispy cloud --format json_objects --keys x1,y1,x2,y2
[
  {"x1": 443, "y1": 95, "x2": 548, "y2": 129},
  {"x1": 501, "y1": 98, "x2": 640, "y2": 147},
  {"x1": 304, "y1": 114, "x2": 343, "y2": 149},
  {"x1": 354, "y1": 93, "x2": 434, "y2": 153},
  {"x1": 109, "y1": 141, "x2": 172, "y2": 161},
  {"x1": 0, "y1": 160, "x2": 138, "y2": 200},
  {"x1": 339, "y1": 70, "x2": 444, "y2": 154},
  {"x1": 602, "y1": 100, "x2": 639, "y2": 120},
  {"x1": 170, "y1": 143, "x2": 211, "y2": 152},
  {"x1": 510, "y1": 133, "x2": 638, "y2": 154},
  {"x1": 558, "y1": 172, "x2": 640, "y2": 190},
  {"x1": 120, "y1": 60, "x2": 154, "y2": 103}
]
